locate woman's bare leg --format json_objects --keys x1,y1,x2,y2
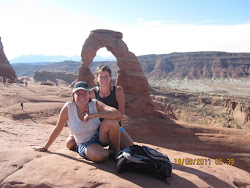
[
  {"x1": 66, "y1": 134, "x2": 77, "y2": 150},
  {"x1": 120, "y1": 131, "x2": 133, "y2": 149},
  {"x1": 85, "y1": 144, "x2": 110, "y2": 162},
  {"x1": 99, "y1": 119, "x2": 120, "y2": 153}
]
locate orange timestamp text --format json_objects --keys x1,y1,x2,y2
[{"x1": 174, "y1": 158, "x2": 234, "y2": 166}]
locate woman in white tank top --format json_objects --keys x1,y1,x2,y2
[
  {"x1": 66, "y1": 65, "x2": 134, "y2": 151},
  {"x1": 33, "y1": 81, "x2": 122, "y2": 162}
]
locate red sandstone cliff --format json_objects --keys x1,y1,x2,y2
[
  {"x1": 0, "y1": 37, "x2": 17, "y2": 80},
  {"x1": 151, "y1": 87, "x2": 250, "y2": 129},
  {"x1": 138, "y1": 52, "x2": 250, "y2": 80}
]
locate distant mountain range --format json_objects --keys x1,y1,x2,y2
[
  {"x1": 9, "y1": 54, "x2": 116, "y2": 64},
  {"x1": 12, "y1": 60, "x2": 118, "y2": 77},
  {"x1": 12, "y1": 52, "x2": 250, "y2": 81}
]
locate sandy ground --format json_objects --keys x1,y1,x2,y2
[{"x1": 0, "y1": 82, "x2": 249, "y2": 188}]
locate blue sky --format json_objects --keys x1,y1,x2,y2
[
  {"x1": 51, "y1": 0, "x2": 250, "y2": 25},
  {"x1": 0, "y1": 0, "x2": 250, "y2": 60}
]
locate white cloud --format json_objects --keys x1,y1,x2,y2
[
  {"x1": 1, "y1": 3, "x2": 250, "y2": 60},
  {"x1": 119, "y1": 21, "x2": 250, "y2": 56},
  {"x1": 0, "y1": 0, "x2": 113, "y2": 59}
]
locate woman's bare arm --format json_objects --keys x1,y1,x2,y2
[
  {"x1": 89, "y1": 100, "x2": 122, "y2": 120},
  {"x1": 115, "y1": 86, "x2": 125, "y2": 121},
  {"x1": 33, "y1": 105, "x2": 68, "y2": 151}
]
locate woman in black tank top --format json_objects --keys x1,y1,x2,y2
[
  {"x1": 92, "y1": 65, "x2": 133, "y2": 149},
  {"x1": 94, "y1": 85, "x2": 120, "y2": 124},
  {"x1": 94, "y1": 85, "x2": 118, "y2": 112}
]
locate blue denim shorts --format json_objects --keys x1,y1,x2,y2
[
  {"x1": 77, "y1": 127, "x2": 126, "y2": 160},
  {"x1": 77, "y1": 131, "x2": 105, "y2": 160}
]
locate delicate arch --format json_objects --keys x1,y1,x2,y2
[{"x1": 78, "y1": 29, "x2": 155, "y2": 114}]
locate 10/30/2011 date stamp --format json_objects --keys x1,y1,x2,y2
[{"x1": 174, "y1": 158, "x2": 234, "y2": 166}]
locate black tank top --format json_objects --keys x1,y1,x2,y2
[
  {"x1": 94, "y1": 85, "x2": 121, "y2": 125},
  {"x1": 94, "y1": 85, "x2": 118, "y2": 109}
]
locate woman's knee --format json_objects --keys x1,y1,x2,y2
[
  {"x1": 86, "y1": 147, "x2": 109, "y2": 162},
  {"x1": 90, "y1": 153, "x2": 109, "y2": 162},
  {"x1": 66, "y1": 136, "x2": 77, "y2": 150},
  {"x1": 101, "y1": 119, "x2": 119, "y2": 129}
]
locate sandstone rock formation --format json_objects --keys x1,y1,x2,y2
[
  {"x1": 33, "y1": 70, "x2": 78, "y2": 85},
  {"x1": 138, "y1": 52, "x2": 250, "y2": 80},
  {"x1": 40, "y1": 81, "x2": 54, "y2": 86},
  {"x1": 151, "y1": 95, "x2": 177, "y2": 119},
  {"x1": 151, "y1": 87, "x2": 250, "y2": 129},
  {"x1": 0, "y1": 37, "x2": 17, "y2": 80},
  {"x1": 1, "y1": 82, "x2": 250, "y2": 187},
  {"x1": 78, "y1": 29, "x2": 155, "y2": 114}
]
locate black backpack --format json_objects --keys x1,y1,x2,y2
[{"x1": 115, "y1": 145, "x2": 172, "y2": 184}]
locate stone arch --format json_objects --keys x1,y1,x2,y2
[{"x1": 78, "y1": 29, "x2": 155, "y2": 114}]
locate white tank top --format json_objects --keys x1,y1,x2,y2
[{"x1": 65, "y1": 99, "x2": 101, "y2": 145}]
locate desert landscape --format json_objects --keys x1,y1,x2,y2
[
  {"x1": 1, "y1": 30, "x2": 250, "y2": 188},
  {"x1": 1, "y1": 76, "x2": 250, "y2": 188}
]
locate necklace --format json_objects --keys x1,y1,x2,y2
[
  {"x1": 77, "y1": 105, "x2": 88, "y2": 116},
  {"x1": 100, "y1": 89, "x2": 109, "y2": 97}
]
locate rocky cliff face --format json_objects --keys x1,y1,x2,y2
[
  {"x1": 33, "y1": 70, "x2": 78, "y2": 85},
  {"x1": 0, "y1": 37, "x2": 17, "y2": 80},
  {"x1": 151, "y1": 87, "x2": 250, "y2": 130},
  {"x1": 14, "y1": 52, "x2": 250, "y2": 82},
  {"x1": 138, "y1": 52, "x2": 250, "y2": 80}
]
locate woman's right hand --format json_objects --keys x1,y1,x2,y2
[
  {"x1": 83, "y1": 113, "x2": 96, "y2": 123},
  {"x1": 32, "y1": 146, "x2": 48, "y2": 152}
]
